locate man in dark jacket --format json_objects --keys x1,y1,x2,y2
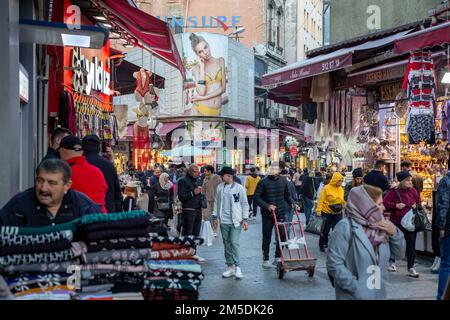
[
  {"x1": 436, "y1": 166, "x2": 450, "y2": 300},
  {"x1": 41, "y1": 127, "x2": 72, "y2": 162},
  {"x1": 363, "y1": 159, "x2": 390, "y2": 192},
  {"x1": 177, "y1": 165, "x2": 203, "y2": 237},
  {"x1": 344, "y1": 168, "x2": 364, "y2": 201},
  {"x1": 254, "y1": 166, "x2": 298, "y2": 268},
  {"x1": 82, "y1": 135, "x2": 122, "y2": 213},
  {"x1": 0, "y1": 159, "x2": 100, "y2": 227},
  {"x1": 300, "y1": 172, "x2": 321, "y2": 225}
]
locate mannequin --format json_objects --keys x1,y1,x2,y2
[
  {"x1": 133, "y1": 68, "x2": 159, "y2": 106},
  {"x1": 134, "y1": 102, "x2": 150, "y2": 128}
]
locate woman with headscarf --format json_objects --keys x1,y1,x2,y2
[
  {"x1": 383, "y1": 171, "x2": 421, "y2": 278},
  {"x1": 327, "y1": 185, "x2": 405, "y2": 300},
  {"x1": 317, "y1": 172, "x2": 346, "y2": 252},
  {"x1": 148, "y1": 172, "x2": 174, "y2": 226}
]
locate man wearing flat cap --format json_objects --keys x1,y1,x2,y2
[{"x1": 59, "y1": 135, "x2": 108, "y2": 213}]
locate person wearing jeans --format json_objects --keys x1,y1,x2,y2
[
  {"x1": 436, "y1": 167, "x2": 450, "y2": 299},
  {"x1": 212, "y1": 167, "x2": 249, "y2": 280},
  {"x1": 254, "y1": 166, "x2": 298, "y2": 269},
  {"x1": 383, "y1": 171, "x2": 421, "y2": 278}
]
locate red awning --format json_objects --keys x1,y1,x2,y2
[
  {"x1": 262, "y1": 30, "x2": 410, "y2": 88},
  {"x1": 267, "y1": 78, "x2": 311, "y2": 106},
  {"x1": 282, "y1": 125, "x2": 304, "y2": 136},
  {"x1": 394, "y1": 21, "x2": 450, "y2": 54},
  {"x1": 227, "y1": 122, "x2": 259, "y2": 135},
  {"x1": 96, "y1": 0, "x2": 185, "y2": 79},
  {"x1": 159, "y1": 122, "x2": 184, "y2": 136}
]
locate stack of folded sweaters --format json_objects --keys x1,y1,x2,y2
[
  {"x1": 143, "y1": 236, "x2": 204, "y2": 300},
  {"x1": 75, "y1": 211, "x2": 152, "y2": 300},
  {"x1": 0, "y1": 211, "x2": 207, "y2": 300},
  {"x1": 0, "y1": 226, "x2": 84, "y2": 300}
]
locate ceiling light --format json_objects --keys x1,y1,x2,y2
[
  {"x1": 117, "y1": 38, "x2": 128, "y2": 43},
  {"x1": 102, "y1": 23, "x2": 113, "y2": 28},
  {"x1": 123, "y1": 42, "x2": 134, "y2": 48},
  {"x1": 93, "y1": 15, "x2": 107, "y2": 21},
  {"x1": 61, "y1": 34, "x2": 91, "y2": 48}
]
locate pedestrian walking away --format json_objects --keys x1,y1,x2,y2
[
  {"x1": 82, "y1": 135, "x2": 123, "y2": 213},
  {"x1": 212, "y1": 166, "x2": 250, "y2": 280},
  {"x1": 327, "y1": 185, "x2": 405, "y2": 300},
  {"x1": 383, "y1": 171, "x2": 421, "y2": 278}
]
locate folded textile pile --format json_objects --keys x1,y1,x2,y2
[
  {"x1": 76, "y1": 211, "x2": 151, "y2": 300},
  {"x1": 0, "y1": 229, "x2": 84, "y2": 300},
  {"x1": 143, "y1": 236, "x2": 204, "y2": 300}
]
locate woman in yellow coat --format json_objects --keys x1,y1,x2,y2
[{"x1": 316, "y1": 172, "x2": 346, "y2": 252}]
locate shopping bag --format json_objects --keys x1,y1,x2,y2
[
  {"x1": 305, "y1": 213, "x2": 325, "y2": 235},
  {"x1": 401, "y1": 209, "x2": 415, "y2": 232},
  {"x1": 413, "y1": 205, "x2": 431, "y2": 232},
  {"x1": 200, "y1": 220, "x2": 214, "y2": 246}
]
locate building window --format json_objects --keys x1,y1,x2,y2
[
  {"x1": 276, "y1": 9, "x2": 282, "y2": 47},
  {"x1": 268, "y1": 3, "x2": 274, "y2": 43}
]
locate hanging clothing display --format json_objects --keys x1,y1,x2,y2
[
  {"x1": 310, "y1": 73, "x2": 331, "y2": 103},
  {"x1": 315, "y1": 103, "x2": 323, "y2": 137},
  {"x1": 307, "y1": 146, "x2": 320, "y2": 161},
  {"x1": 301, "y1": 102, "x2": 318, "y2": 124},
  {"x1": 351, "y1": 96, "x2": 366, "y2": 136},
  {"x1": 115, "y1": 105, "x2": 129, "y2": 139},
  {"x1": 323, "y1": 100, "x2": 330, "y2": 138},
  {"x1": 345, "y1": 91, "x2": 352, "y2": 138},
  {"x1": 330, "y1": 93, "x2": 335, "y2": 134},
  {"x1": 73, "y1": 93, "x2": 112, "y2": 140},
  {"x1": 340, "y1": 91, "x2": 346, "y2": 134},
  {"x1": 402, "y1": 51, "x2": 437, "y2": 144}
]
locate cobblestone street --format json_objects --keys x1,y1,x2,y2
[{"x1": 197, "y1": 213, "x2": 439, "y2": 300}]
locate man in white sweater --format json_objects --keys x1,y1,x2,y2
[{"x1": 212, "y1": 167, "x2": 249, "y2": 280}]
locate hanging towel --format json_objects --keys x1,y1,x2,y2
[{"x1": 310, "y1": 73, "x2": 331, "y2": 103}]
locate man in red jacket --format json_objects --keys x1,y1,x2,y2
[{"x1": 59, "y1": 135, "x2": 108, "y2": 213}]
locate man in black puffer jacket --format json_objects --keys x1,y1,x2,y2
[
  {"x1": 82, "y1": 135, "x2": 122, "y2": 213},
  {"x1": 177, "y1": 165, "x2": 203, "y2": 237},
  {"x1": 254, "y1": 166, "x2": 298, "y2": 269}
]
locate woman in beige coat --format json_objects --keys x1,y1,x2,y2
[{"x1": 202, "y1": 165, "x2": 223, "y2": 227}]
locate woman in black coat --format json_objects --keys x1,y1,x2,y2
[{"x1": 148, "y1": 173, "x2": 174, "y2": 225}]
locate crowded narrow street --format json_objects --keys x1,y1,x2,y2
[{"x1": 198, "y1": 213, "x2": 438, "y2": 300}]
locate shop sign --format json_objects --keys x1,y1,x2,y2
[
  {"x1": 290, "y1": 146, "x2": 298, "y2": 157},
  {"x1": 379, "y1": 82, "x2": 403, "y2": 101},
  {"x1": 19, "y1": 64, "x2": 29, "y2": 103},
  {"x1": 71, "y1": 47, "x2": 110, "y2": 96},
  {"x1": 348, "y1": 64, "x2": 406, "y2": 87}
]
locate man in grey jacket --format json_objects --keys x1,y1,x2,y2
[{"x1": 212, "y1": 167, "x2": 249, "y2": 280}]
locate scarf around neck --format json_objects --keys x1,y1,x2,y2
[
  {"x1": 345, "y1": 186, "x2": 387, "y2": 247},
  {"x1": 159, "y1": 173, "x2": 173, "y2": 191}
]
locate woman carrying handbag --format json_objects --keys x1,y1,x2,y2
[
  {"x1": 383, "y1": 171, "x2": 421, "y2": 278},
  {"x1": 148, "y1": 173, "x2": 174, "y2": 227}
]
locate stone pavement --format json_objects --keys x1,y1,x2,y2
[{"x1": 196, "y1": 213, "x2": 439, "y2": 300}]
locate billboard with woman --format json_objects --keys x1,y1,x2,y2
[{"x1": 182, "y1": 33, "x2": 228, "y2": 117}]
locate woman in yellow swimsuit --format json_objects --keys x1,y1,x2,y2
[{"x1": 189, "y1": 33, "x2": 226, "y2": 117}]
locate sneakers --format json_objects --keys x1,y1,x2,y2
[
  {"x1": 235, "y1": 267, "x2": 243, "y2": 279},
  {"x1": 222, "y1": 266, "x2": 235, "y2": 278},
  {"x1": 407, "y1": 268, "x2": 420, "y2": 278},
  {"x1": 262, "y1": 260, "x2": 271, "y2": 269},
  {"x1": 388, "y1": 262, "x2": 397, "y2": 272},
  {"x1": 193, "y1": 255, "x2": 206, "y2": 263},
  {"x1": 431, "y1": 257, "x2": 441, "y2": 273}
]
